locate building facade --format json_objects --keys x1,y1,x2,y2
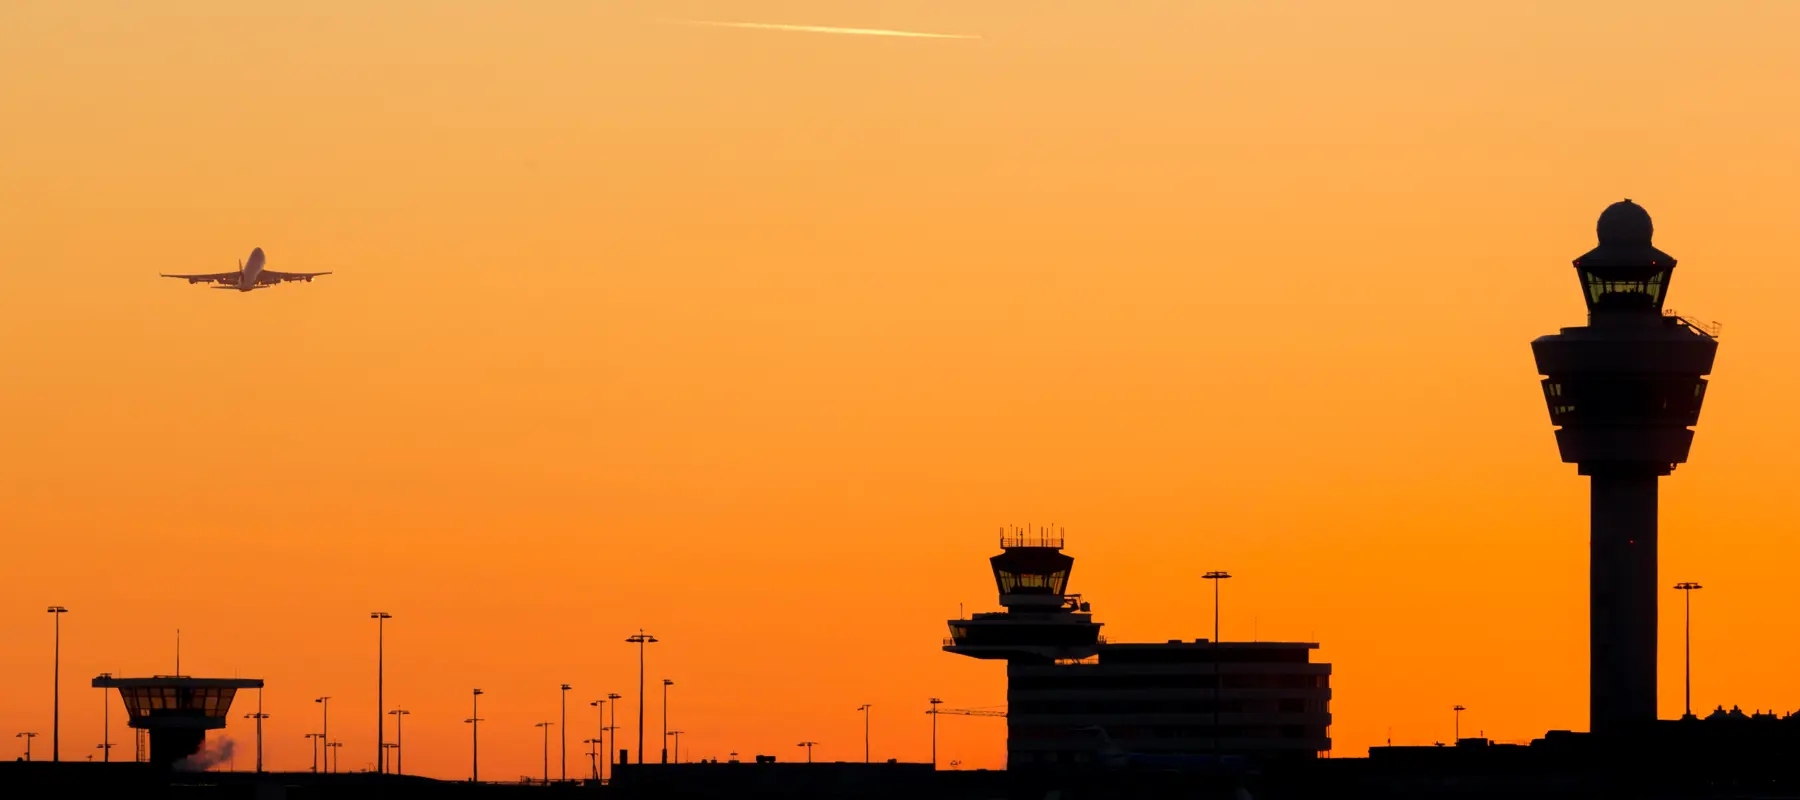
[{"x1": 945, "y1": 531, "x2": 1331, "y2": 769}]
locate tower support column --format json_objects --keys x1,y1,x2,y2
[{"x1": 1589, "y1": 471, "x2": 1659, "y2": 733}]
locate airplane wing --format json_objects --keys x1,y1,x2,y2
[
  {"x1": 160, "y1": 272, "x2": 241, "y2": 285},
  {"x1": 256, "y1": 270, "x2": 332, "y2": 284}
]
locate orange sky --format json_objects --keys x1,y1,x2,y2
[{"x1": 6, "y1": 0, "x2": 1800, "y2": 779}]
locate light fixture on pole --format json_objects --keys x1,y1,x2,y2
[
  {"x1": 466, "y1": 688, "x2": 484, "y2": 782},
  {"x1": 315, "y1": 696, "x2": 331, "y2": 767},
  {"x1": 625, "y1": 631, "x2": 658, "y2": 764},
  {"x1": 370, "y1": 612, "x2": 391, "y2": 774},
  {"x1": 1675, "y1": 582, "x2": 1704, "y2": 719},
  {"x1": 589, "y1": 699, "x2": 606, "y2": 781},
  {"x1": 95, "y1": 672, "x2": 112, "y2": 764},
  {"x1": 388, "y1": 708, "x2": 410, "y2": 775},
  {"x1": 244, "y1": 709, "x2": 270, "y2": 773},
  {"x1": 305, "y1": 732, "x2": 323, "y2": 772},
  {"x1": 535, "y1": 721, "x2": 554, "y2": 785},
  {"x1": 669, "y1": 730, "x2": 684, "y2": 763},
  {"x1": 17, "y1": 732, "x2": 37, "y2": 762},
  {"x1": 796, "y1": 741, "x2": 817, "y2": 763},
  {"x1": 1453, "y1": 705, "x2": 1467, "y2": 742},
  {"x1": 928, "y1": 698, "x2": 943, "y2": 769},
  {"x1": 661, "y1": 678, "x2": 674, "y2": 764},
  {"x1": 560, "y1": 683, "x2": 572, "y2": 782},
  {"x1": 858, "y1": 704, "x2": 871, "y2": 763},
  {"x1": 606, "y1": 692, "x2": 622, "y2": 772},
  {"x1": 1202, "y1": 571, "x2": 1232, "y2": 760},
  {"x1": 47, "y1": 606, "x2": 67, "y2": 763}
]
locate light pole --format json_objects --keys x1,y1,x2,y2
[
  {"x1": 606, "y1": 692, "x2": 622, "y2": 772},
  {"x1": 48, "y1": 605, "x2": 67, "y2": 762},
  {"x1": 327, "y1": 740, "x2": 341, "y2": 773},
  {"x1": 18, "y1": 732, "x2": 37, "y2": 761},
  {"x1": 315, "y1": 696, "x2": 330, "y2": 768},
  {"x1": 535, "y1": 722, "x2": 554, "y2": 785},
  {"x1": 589, "y1": 699, "x2": 605, "y2": 780},
  {"x1": 381, "y1": 743, "x2": 399, "y2": 773},
  {"x1": 389, "y1": 709, "x2": 409, "y2": 775},
  {"x1": 95, "y1": 672, "x2": 112, "y2": 764},
  {"x1": 1453, "y1": 705, "x2": 1466, "y2": 742},
  {"x1": 1203, "y1": 571, "x2": 1232, "y2": 759},
  {"x1": 244, "y1": 709, "x2": 270, "y2": 773},
  {"x1": 370, "y1": 611, "x2": 391, "y2": 774},
  {"x1": 1675, "y1": 582, "x2": 1704, "y2": 719},
  {"x1": 858, "y1": 704, "x2": 871, "y2": 763},
  {"x1": 584, "y1": 738, "x2": 600, "y2": 781},
  {"x1": 313, "y1": 695, "x2": 331, "y2": 771},
  {"x1": 625, "y1": 631, "x2": 658, "y2": 764},
  {"x1": 305, "y1": 732, "x2": 323, "y2": 772},
  {"x1": 661, "y1": 678, "x2": 674, "y2": 764},
  {"x1": 669, "y1": 730, "x2": 684, "y2": 763},
  {"x1": 560, "y1": 684, "x2": 572, "y2": 782},
  {"x1": 466, "y1": 688, "x2": 484, "y2": 782},
  {"x1": 928, "y1": 698, "x2": 942, "y2": 769},
  {"x1": 797, "y1": 741, "x2": 817, "y2": 763}
]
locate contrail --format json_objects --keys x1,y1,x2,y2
[{"x1": 668, "y1": 20, "x2": 980, "y2": 40}]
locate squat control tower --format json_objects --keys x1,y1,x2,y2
[
  {"x1": 94, "y1": 675, "x2": 262, "y2": 767},
  {"x1": 1532, "y1": 200, "x2": 1719, "y2": 735}
]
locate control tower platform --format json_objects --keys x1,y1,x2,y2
[{"x1": 93, "y1": 675, "x2": 262, "y2": 767}]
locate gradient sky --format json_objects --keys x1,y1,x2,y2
[{"x1": 6, "y1": 0, "x2": 1800, "y2": 779}]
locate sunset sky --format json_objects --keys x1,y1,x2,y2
[{"x1": 6, "y1": 0, "x2": 1800, "y2": 779}]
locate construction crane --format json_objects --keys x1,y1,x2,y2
[
  {"x1": 925, "y1": 705, "x2": 1005, "y2": 770},
  {"x1": 926, "y1": 707, "x2": 1006, "y2": 718}
]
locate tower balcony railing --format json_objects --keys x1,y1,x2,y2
[
  {"x1": 1001, "y1": 530, "x2": 1065, "y2": 549},
  {"x1": 1664, "y1": 309, "x2": 1722, "y2": 338}
]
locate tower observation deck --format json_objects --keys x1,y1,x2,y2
[{"x1": 1531, "y1": 200, "x2": 1719, "y2": 735}]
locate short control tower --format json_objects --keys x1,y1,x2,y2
[
  {"x1": 1531, "y1": 200, "x2": 1719, "y2": 735},
  {"x1": 94, "y1": 675, "x2": 262, "y2": 767},
  {"x1": 944, "y1": 528, "x2": 1103, "y2": 664}
]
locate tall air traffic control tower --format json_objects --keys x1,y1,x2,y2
[{"x1": 1532, "y1": 200, "x2": 1719, "y2": 735}]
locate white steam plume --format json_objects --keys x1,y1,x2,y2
[{"x1": 175, "y1": 737, "x2": 237, "y2": 772}]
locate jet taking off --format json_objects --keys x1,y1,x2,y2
[{"x1": 160, "y1": 248, "x2": 330, "y2": 291}]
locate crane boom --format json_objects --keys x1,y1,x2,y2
[{"x1": 927, "y1": 707, "x2": 1006, "y2": 717}]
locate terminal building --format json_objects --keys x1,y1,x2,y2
[{"x1": 944, "y1": 530, "x2": 1331, "y2": 769}]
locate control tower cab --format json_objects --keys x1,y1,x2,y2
[
  {"x1": 944, "y1": 528, "x2": 1103, "y2": 663},
  {"x1": 94, "y1": 675, "x2": 262, "y2": 767}
]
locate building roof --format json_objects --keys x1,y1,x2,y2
[
  {"x1": 92, "y1": 676, "x2": 263, "y2": 689},
  {"x1": 1100, "y1": 640, "x2": 1318, "y2": 650}
]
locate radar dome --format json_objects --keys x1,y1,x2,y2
[{"x1": 1597, "y1": 199, "x2": 1654, "y2": 246}]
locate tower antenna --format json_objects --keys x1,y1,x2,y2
[{"x1": 176, "y1": 629, "x2": 181, "y2": 676}]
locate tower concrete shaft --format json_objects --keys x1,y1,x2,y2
[{"x1": 1532, "y1": 199, "x2": 1718, "y2": 735}]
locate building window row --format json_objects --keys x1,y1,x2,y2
[
  {"x1": 1011, "y1": 724, "x2": 1320, "y2": 742},
  {"x1": 1011, "y1": 698, "x2": 1324, "y2": 716},
  {"x1": 1011, "y1": 673, "x2": 1327, "y2": 691}
]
